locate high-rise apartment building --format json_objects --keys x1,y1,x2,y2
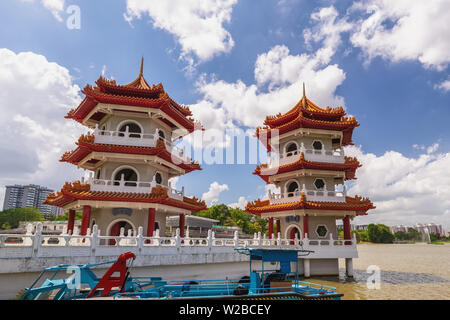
[{"x1": 3, "y1": 184, "x2": 62, "y2": 215}]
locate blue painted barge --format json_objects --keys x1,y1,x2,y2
[{"x1": 21, "y1": 248, "x2": 343, "y2": 300}]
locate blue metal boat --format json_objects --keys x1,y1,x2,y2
[{"x1": 21, "y1": 248, "x2": 343, "y2": 300}]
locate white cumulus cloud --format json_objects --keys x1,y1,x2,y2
[
  {"x1": 346, "y1": 144, "x2": 450, "y2": 229},
  {"x1": 0, "y1": 48, "x2": 84, "y2": 208},
  {"x1": 22, "y1": 0, "x2": 66, "y2": 22},
  {"x1": 349, "y1": 0, "x2": 450, "y2": 71},
  {"x1": 124, "y1": 0, "x2": 238, "y2": 64},
  {"x1": 202, "y1": 181, "x2": 229, "y2": 206}
]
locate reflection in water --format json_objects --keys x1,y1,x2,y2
[{"x1": 304, "y1": 243, "x2": 450, "y2": 300}]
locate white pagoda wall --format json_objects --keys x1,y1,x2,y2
[
  {"x1": 100, "y1": 114, "x2": 174, "y2": 141},
  {"x1": 279, "y1": 135, "x2": 334, "y2": 154},
  {"x1": 90, "y1": 208, "x2": 168, "y2": 237},
  {"x1": 95, "y1": 162, "x2": 171, "y2": 186}
]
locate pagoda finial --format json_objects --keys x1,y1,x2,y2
[
  {"x1": 302, "y1": 82, "x2": 307, "y2": 108},
  {"x1": 139, "y1": 57, "x2": 144, "y2": 77}
]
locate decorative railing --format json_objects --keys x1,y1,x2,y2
[
  {"x1": 267, "y1": 146, "x2": 345, "y2": 168},
  {"x1": 268, "y1": 185, "x2": 346, "y2": 204},
  {"x1": 94, "y1": 126, "x2": 191, "y2": 163},
  {"x1": 87, "y1": 176, "x2": 184, "y2": 200},
  {"x1": 0, "y1": 223, "x2": 357, "y2": 260}
]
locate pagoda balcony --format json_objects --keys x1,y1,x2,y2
[
  {"x1": 268, "y1": 147, "x2": 345, "y2": 168},
  {"x1": 268, "y1": 186, "x2": 347, "y2": 205},
  {"x1": 87, "y1": 176, "x2": 184, "y2": 201},
  {"x1": 94, "y1": 126, "x2": 192, "y2": 163}
]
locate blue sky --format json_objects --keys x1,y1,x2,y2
[{"x1": 0, "y1": 0, "x2": 449, "y2": 229}]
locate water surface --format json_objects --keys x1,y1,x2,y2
[{"x1": 307, "y1": 243, "x2": 450, "y2": 300}]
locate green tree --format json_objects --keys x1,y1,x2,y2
[
  {"x1": 55, "y1": 211, "x2": 83, "y2": 221},
  {"x1": 194, "y1": 204, "x2": 267, "y2": 235},
  {"x1": 0, "y1": 207, "x2": 43, "y2": 229},
  {"x1": 367, "y1": 224, "x2": 395, "y2": 243}
]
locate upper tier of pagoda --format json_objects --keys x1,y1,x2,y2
[
  {"x1": 245, "y1": 193, "x2": 375, "y2": 217},
  {"x1": 61, "y1": 133, "x2": 201, "y2": 174},
  {"x1": 256, "y1": 84, "x2": 359, "y2": 149},
  {"x1": 253, "y1": 153, "x2": 361, "y2": 184},
  {"x1": 44, "y1": 181, "x2": 207, "y2": 212},
  {"x1": 66, "y1": 58, "x2": 203, "y2": 134}
]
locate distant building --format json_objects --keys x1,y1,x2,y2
[
  {"x1": 391, "y1": 223, "x2": 445, "y2": 236},
  {"x1": 3, "y1": 184, "x2": 62, "y2": 216}
]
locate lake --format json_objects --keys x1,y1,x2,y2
[{"x1": 308, "y1": 243, "x2": 450, "y2": 300}]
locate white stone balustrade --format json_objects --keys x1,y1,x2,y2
[
  {"x1": 88, "y1": 175, "x2": 185, "y2": 200},
  {"x1": 0, "y1": 223, "x2": 357, "y2": 263},
  {"x1": 267, "y1": 144, "x2": 345, "y2": 169},
  {"x1": 268, "y1": 185, "x2": 346, "y2": 204},
  {"x1": 94, "y1": 126, "x2": 191, "y2": 163}
]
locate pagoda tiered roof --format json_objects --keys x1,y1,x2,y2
[
  {"x1": 253, "y1": 153, "x2": 361, "y2": 184},
  {"x1": 44, "y1": 181, "x2": 207, "y2": 212},
  {"x1": 245, "y1": 193, "x2": 375, "y2": 216},
  {"x1": 66, "y1": 59, "x2": 202, "y2": 133},
  {"x1": 61, "y1": 133, "x2": 201, "y2": 173},
  {"x1": 256, "y1": 85, "x2": 359, "y2": 149}
]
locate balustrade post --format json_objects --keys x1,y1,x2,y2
[
  {"x1": 207, "y1": 229, "x2": 212, "y2": 249},
  {"x1": 304, "y1": 233, "x2": 309, "y2": 247},
  {"x1": 33, "y1": 222, "x2": 43, "y2": 257},
  {"x1": 257, "y1": 232, "x2": 262, "y2": 247},
  {"x1": 277, "y1": 232, "x2": 281, "y2": 247},
  {"x1": 234, "y1": 231, "x2": 239, "y2": 248},
  {"x1": 330, "y1": 233, "x2": 334, "y2": 246},
  {"x1": 175, "y1": 228, "x2": 181, "y2": 248},
  {"x1": 91, "y1": 225, "x2": 98, "y2": 256},
  {"x1": 137, "y1": 226, "x2": 144, "y2": 250}
]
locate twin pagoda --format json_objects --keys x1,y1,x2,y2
[
  {"x1": 45, "y1": 60, "x2": 374, "y2": 275},
  {"x1": 45, "y1": 59, "x2": 206, "y2": 239}
]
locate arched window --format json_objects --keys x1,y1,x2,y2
[
  {"x1": 285, "y1": 142, "x2": 298, "y2": 155},
  {"x1": 114, "y1": 168, "x2": 138, "y2": 186},
  {"x1": 119, "y1": 122, "x2": 142, "y2": 138},
  {"x1": 287, "y1": 181, "x2": 299, "y2": 197}
]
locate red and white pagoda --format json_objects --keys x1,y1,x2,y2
[
  {"x1": 246, "y1": 84, "x2": 375, "y2": 276},
  {"x1": 45, "y1": 59, "x2": 206, "y2": 239}
]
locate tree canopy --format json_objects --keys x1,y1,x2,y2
[
  {"x1": 194, "y1": 204, "x2": 267, "y2": 235},
  {"x1": 367, "y1": 224, "x2": 395, "y2": 243},
  {"x1": 0, "y1": 207, "x2": 43, "y2": 230}
]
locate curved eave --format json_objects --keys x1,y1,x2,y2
[
  {"x1": 257, "y1": 117, "x2": 359, "y2": 148},
  {"x1": 253, "y1": 157, "x2": 361, "y2": 183},
  {"x1": 44, "y1": 190, "x2": 207, "y2": 212},
  {"x1": 264, "y1": 98, "x2": 346, "y2": 128},
  {"x1": 61, "y1": 140, "x2": 201, "y2": 173},
  {"x1": 67, "y1": 89, "x2": 197, "y2": 133},
  {"x1": 245, "y1": 196, "x2": 375, "y2": 216}
]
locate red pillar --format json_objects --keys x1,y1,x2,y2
[
  {"x1": 303, "y1": 214, "x2": 309, "y2": 238},
  {"x1": 147, "y1": 208, "x2": 156, "y2": 237},
  {"x1": 80, "y1": 205, "x2": 91, "y2": 236},
  {"x1": 268, "y1": 217, "x2": 274, "y2": 239},
  {"x1": 276, "y1": 219, "x2": 281, "y2": 236},
  {"x1": 179, "y1": 214, "x2": 185, "y2": 238},
  {"x1": 67, "y1": 209, "x2": 75, "y2": 235},
  {"x1": 343, "y1": 215, "x2": 351, "y2": 245}
]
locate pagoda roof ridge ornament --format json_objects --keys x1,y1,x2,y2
[
  {"x1": 302, "y1": 82, "x2": 306, "y2": 108},
  {"x1": 123, "y1": 57, "x2": 151, "y2": 90}
]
